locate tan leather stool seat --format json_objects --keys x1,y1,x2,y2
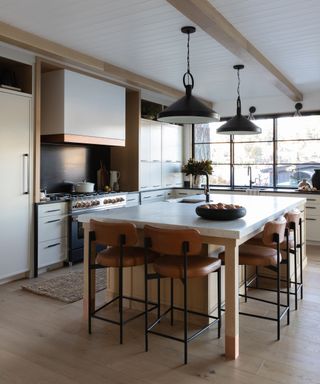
[
  {"x1": 248, "y1": 233, "x2": 294, "y2": 251},
  {"x1": 96, "y1": 246, "x2": 158, "y2": 268},
  {"x1": 220, "y1": 244, "x2": 281, "y2": 266},
  {"x1": 154, "y1": 255, "x2": 221, "y2": 279}
]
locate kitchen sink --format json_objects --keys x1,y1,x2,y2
[{"x1": 178, "y1": 198, "x2": 209, "y2": 204}]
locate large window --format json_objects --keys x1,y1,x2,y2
[{"x1": 194, "y1": 114, "x2": 320, "y2": 189}]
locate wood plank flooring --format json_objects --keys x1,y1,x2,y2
[{"x1": 0, "y1": 246, "x2": 319, "y2": 383}]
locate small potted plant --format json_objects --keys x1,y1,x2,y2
[{"x1": 182, "y1": 158, "x2": 213, "y2": 188}]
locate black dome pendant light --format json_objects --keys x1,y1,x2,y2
[
  {"x1": 157, "y1": 26, "x2": 220, "y2": 124},
  {"x1": 217, "y1": 65, "x2": 261, "y2": 135}
]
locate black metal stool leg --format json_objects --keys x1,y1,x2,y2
[
  {"x1": 88, "y1": 261, "x2": 92, "y2": 334},
  {"x1": 294, "y1": 228, "x2": 298, "y2": 310},
  {"x1": 144, "y1": 246, "x2": 149, "y2": 352},
  {"x1": 157, "y1": 275, "x2": 161, "y2": 320},
  {"x1": 217, "y1": 268, "x2": 221, "y2": 338},
  {"x1": 183, "y1": 243, "x2": 188, "y2": 365},
  {"x1": 119, "y1": 240, "x2": 124, "y2": 345},
  {"x1": 286, "y1": 230, "x2": 290, "y2": 325},
  {"x1": 244, "y1": 265, "x2": 248, "y2": 302},
  {"x1": 170, "y1": 278, "x2": 174, "y2": 325},
  {"x1": 299, "y1": 218, "x2": 303, "y2": 300},
  {"x1": 277, "y1": 239, "x2": 281, "y2": 341}
]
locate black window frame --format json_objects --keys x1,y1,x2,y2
[{"x1": 192, "y1": 110, "x2": 320, "y2": 190}]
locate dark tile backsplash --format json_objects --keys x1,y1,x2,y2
[{"x1": 41, "y1": 143, "x2": 110, "y2": 193}]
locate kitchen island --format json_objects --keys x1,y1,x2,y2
[{"x1": 78, "y1": 193, "x2": 306, "y2": 360}]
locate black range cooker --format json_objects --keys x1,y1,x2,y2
[
  {"x1": 68, "y1": 192, "x2": 126, "y2": 264},
  {"x1": 47, "y1": 192, "x2": 127, "y2": 265}
]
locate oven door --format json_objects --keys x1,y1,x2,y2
[{"x1": 70, "y1": 215, "x2": 84, "y2": 249}]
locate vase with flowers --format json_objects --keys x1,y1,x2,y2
[{"x1": 182, "y1": 158, "x2": 213, "y2": 188}]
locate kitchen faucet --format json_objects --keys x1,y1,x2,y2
[
  {"x1": 247, "y1": 166, "x2": 255, "y2": 189},
  {"x1": 199, "y1": 171, "x2": 210, "y2": 202}
]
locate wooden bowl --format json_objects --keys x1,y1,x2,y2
[{"x1": 195, "y1": 204, "x2": 246, "y2": 221}]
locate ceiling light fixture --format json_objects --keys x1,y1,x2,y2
[
  {"x1": 157, "y1": 26, "x2": 220, "y2": 124},
  {"x1": 217, "y1": 65, "x2": 261, "y2": 135},
  {"x1": 248, "y1": 106, "x2": 256, "y2": 120},
  {"x1": 293, "y1": 102, "x2": 303, "y2": 117}
]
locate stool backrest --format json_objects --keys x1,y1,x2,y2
[
  {"x1": 262, "y1": 216, "x2": 286, "y2": 246},
  {"x1": 144, "y1": 225, "x2": 202, "y2": 256},
  {"x1": 90, "y1": 220, "x2": 138, "y2": 246},
  {"x1": 285, "y1": 209, "x2": 300, "y2": 228}
]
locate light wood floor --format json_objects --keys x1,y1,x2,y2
[{"x1": 0, "y1": 246, "x2": 319, "y2": 384}]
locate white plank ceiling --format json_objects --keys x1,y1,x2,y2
[{"x1": 0, "y1": 0, "x2": 319, "y2": 104}]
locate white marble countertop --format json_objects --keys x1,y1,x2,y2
[{"x1": 78, "y1": 193, "x2": 305, "y2": 240}]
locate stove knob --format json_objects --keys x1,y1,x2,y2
[
  {"x1": 119, "y1": 197, "x2": 124, "y2": 202},
  {"x1": 103, "y1": 199, "x2": 107, "y2": 204},
  {"x1": 86, "y1": 201, "x2": 91, "y2": 207},
  {"x1": 108, "y1": 199, "x2": 113, "y2": 204},
  {"x1": 112, "y1": 199, "x2": 116, "y2": 204},
  {"x1": 91, "y1": 201, "x2": 95, "y2": 206},
  {"x1": 96, "y1": 200, "x2": 100, "y2": 205},
  {"x1": 81, "y1": 202, "x2": 86, "y2": 208}
]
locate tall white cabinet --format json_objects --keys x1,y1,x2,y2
[
  {"x1": 139, "y1": 119, "x2": 183, "y2": 190},
  {"x1": 0, "y1": 89, "x2": 32, "y2": 281}
]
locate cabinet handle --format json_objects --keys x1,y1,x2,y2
[
  {"x1": 152, "y1": 160, "x2": 161, "y2": 163},
  {"x1": 143, "y1": 196, "x2": 151, "y2": 199},
  {"x1": 140, "y1": 159, "x2": 149, "y2": 163},
  {"x1": 153, "y1": 185, "x2": 161, "y2": 188},
  {"x1": 307, "y1": 198, "x2": 317, "y2": 201},
  {"x1": 166, "y1": 184, "x2": 172, "y2": 186},
  {"x1": 45, "y1": 219, "x2": 61, "y2": 224},
  {"x1": 165, "y1": 160, "x2": 173, "y2": 163},
  {"x1": 141, "y1": 186, "x2": 148, "y2": 189},
  {"x1": 306, "y1": 206, "x2": 317, "y2": 209},
  {"x1": 45, "y1": 242, "x2": 61, "y2": 248},
  {"x1": 46, "y1": 209, "x2": 61, "y2": 213},
  {"x1": 127, "y1": 198, "x2": 137, "y2": 202},
  {"x1": 156, "y1": 195, "x2": 163, "y2": 198},
  {"x1": 178, "y1": 192, "x2": 188, "y2": 196},
  {"x1": 23, "y1": 153, "x2": 29, "y2": 195},
  {"x1": 306, "y1": 218, "x2": 317, "y2": 221}
]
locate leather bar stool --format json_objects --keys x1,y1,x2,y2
[
  {"x1": 219, "y1": 216, "x2": 289, "y2": 340},
  {"x1": 144, "y1": 225, "x2": 221, "y2": 364},
  {"x1": 247, "y1": 209, "x2": 303, "y2": 310},
  {"x1": 284, "y1": 209, "x2": 303, "y2": 309},
  {"x1": 88, "y1": 220, "x2": 158, "y2": 344}
]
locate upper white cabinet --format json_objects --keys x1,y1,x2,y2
[
  {"x1": 139, "y1": 119, "x2": 183, "y2": 190},
  {"x1": 41, "y1": 70, "x2": 126, "y2": 145}
]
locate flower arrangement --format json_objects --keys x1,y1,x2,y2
[{"x1": 182, "y1": 158, "x2": 213, "y2": 176}]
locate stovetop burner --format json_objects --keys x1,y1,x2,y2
[{"x1": 46, "y1": 191, "x2": 121, "y2": 201}]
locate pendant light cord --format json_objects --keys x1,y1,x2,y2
[
  {"x1": 236, "y1": 67, "x2": 242, "y2": 116},
  {"x1": 183, "y1": 31, "x2": 194, "y2": 92}
]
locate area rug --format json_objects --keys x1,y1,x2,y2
[{"x1": 21, "y1": 270, "x2": 106, "y2": 303}]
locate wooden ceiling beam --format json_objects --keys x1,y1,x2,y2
[
  {"x1": 167, "y1": 0, "x2": 303, "y2": 102},
  {"x1": 0, "y1": 21, "x2": 212, "y2": 106}
]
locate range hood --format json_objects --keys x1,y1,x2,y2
[{"x1": 41, "y1": 69, "x2": 126, "y2": 146}]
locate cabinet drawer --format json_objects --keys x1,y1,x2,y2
[
  {"x1": 38, "y1": 216, "x2": 68, "y2": 242},
  {"x1": 126, "y1": 194, "x2": 140, "y2": 207},
  {"x1": 305, "y1": 204, "x2": 320, "y2": 216},
  {"x1": 306, "y1": 217, "x2": 320, "y2": 241},
  {"x1": 38, "y1": 202, "x2": 68, "y2": 217},
  {"x1": 38, "y1": 237, "x2": 68, "y2": 268},
  {"x1": 141, "y1": 190, "x2": 165, "y2": 204}
]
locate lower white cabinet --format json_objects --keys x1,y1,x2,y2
[
  {"x1": 126, "y1": 193, "x2": 140, "y2": 207},
  {"x1": 304, "y1": 196, "x2": 320, "y2": 242},
  {"x1": 140, "y1": 190, "x2": 166, "y2": 205},
  {"x1": 36, "y1": 202, "x2": 68, "y2": 272}
]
